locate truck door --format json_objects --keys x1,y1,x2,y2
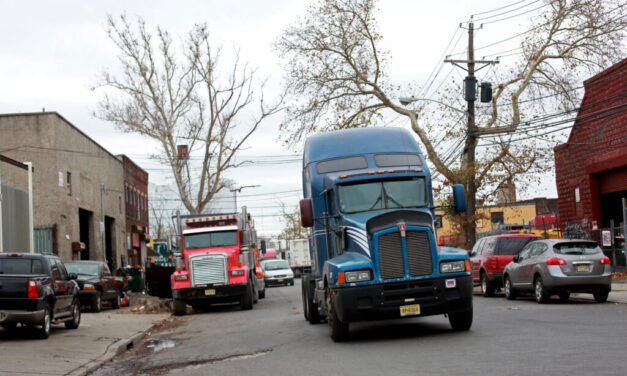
[
  {"x1": 51, "y1": 258, "x2": 71, "y2": 313},
  {"x1": 101, "y1": 264, "x2": 116, "y2": 299},
  {"x1": 470, "y1": 238, "x2": 485, "y2": 281},
  {"x1": 327, "y1": 189, "x2": 343, "y2": 256}
]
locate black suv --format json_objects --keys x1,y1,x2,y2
[{"x1": 0, "y1": 253, "x2": 81, "y2": 338}]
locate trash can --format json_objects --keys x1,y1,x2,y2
[{"x1": 128, "y1": 267, "x2": 145, "y2": 292}]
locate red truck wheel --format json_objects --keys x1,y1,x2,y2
[{"x1": 173, "y1": 298, "x2": 187, "y2": 315}]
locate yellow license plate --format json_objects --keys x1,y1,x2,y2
[
  {"x1": 277, "y1": 279, "x2": 284, "y2": 283},
  {"x1": 577, "y1": 264, "x2": 590, "y2": 272},
  {"x1": 400, "y1": 304, "x2": 421, "y2": 317},
  {"x1": 205, "y1": 289, "x2": 216, "y2": 296}
]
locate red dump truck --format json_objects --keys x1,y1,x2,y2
[{"x1": 171, "y1": 207, "x2": 261, "y2": 315}]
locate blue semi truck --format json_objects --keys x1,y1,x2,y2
[{"x1": 299, "y1": 127, "x2": 473, "y2": 341}]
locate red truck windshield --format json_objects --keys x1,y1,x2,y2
[{"x1": 184, "y1": 230, "x2": 238, "y2": 249}]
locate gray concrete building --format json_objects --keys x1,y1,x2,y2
[{"x1": 0, "y1": 112, "x2": 126, "y2": 268}]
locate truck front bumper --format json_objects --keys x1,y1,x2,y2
[
  {"x1": 330, "y1": 275, "x2": 473, "y2": 323},
  {"x1": 172, "y1": 283, "x2": 247, "y2": 303}
]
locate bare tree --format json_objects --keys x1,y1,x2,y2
[
  {"x1": 275, "y1": 0, "x2": 625, "y2": 247},
  {"x1": 95, "y1": 15, "x2": 284, "y2": 214},
  {"x1": 278, "y1": 205, "x2": 309, "y2": 242}
]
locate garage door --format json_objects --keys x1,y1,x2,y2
[{"x1": 599, "y1": 167, "x2": 627, "y2": 194}]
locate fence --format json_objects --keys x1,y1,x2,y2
[{"x1": 34, "y1": 224, "x2": 57, "y2": 254}]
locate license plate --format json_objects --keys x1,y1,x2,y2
[
  {"x1": 400, "y1": 304, "x2": 421, "y2": 317},
  {"x1": 277, "y1": 279, "x2": 284, "y2": 283},
  {"x1": 577, "y1": 264, "x2": 590, "y2": 272},
  {"x1": 205, "y1": 289, "x2": 216, "y2": 296}
]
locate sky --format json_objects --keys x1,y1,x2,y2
[{"x1": 0, "y1": 0, "x2": 563, "y2": 236}]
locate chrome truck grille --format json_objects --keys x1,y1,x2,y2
[
  {"x1": 378, "y1": 231, "x2": 433, "y2": 279},
  {"x1": 190, "y1": 255, "x2": 228, "y2": 286}
]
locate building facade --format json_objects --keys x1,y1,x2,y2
[
  {"x1": 120, "y1": 155, "x2": 149, "y2": 267},
  {"x1": 0, "y1": 112, "x2": 126, "y2": 267},
  {"x1": 554, "y1": 59, "x2": 627, "y2": 230}
]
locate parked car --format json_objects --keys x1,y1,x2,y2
[
  {"x1": 503, "y1": 239, "x2": 612, "y2": 303},
  {"x1": 470, "y1": 234, "x2": 543, "y2": 296},
  {"x1": 0, "y1": 253, "x2": 81, "y2": 338},
  {"x1": 64, "y1": 261, "x2": 126, "y2": 312},
  {"x1": 261, "y1": 259, "x2": 294, "y2": 286}
]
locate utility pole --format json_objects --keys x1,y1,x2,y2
[{"x1": 444, "y1": 20, "x2": 499, "y2": 248}]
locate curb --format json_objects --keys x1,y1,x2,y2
[{"x1": 66, "y1": 323, "x2": 159, "y2": 376}]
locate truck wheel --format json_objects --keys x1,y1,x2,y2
[
  {"x1": 111, "y1": 291, "x2": 122, "y2": 309},
  {"x1": 35, "y1": 303, "x2": 52, "y2": 339},
  {"x1": 480, "y1": 273, "x2": 495, "y2": 297},
  {"x1": 240, "y1": 281, "x2": 254, "y2": 310},
  {"x1": 65, "y1": 298, "x2": 81, "y2": 329},
  {"x1": 91, "y1": 292, "x2": 102, "y2": 312},
  {"x1": 173, "y1": 298, "x2": 187, "y2": 316},
  {"x1": 302, "y1": 277, "x2": 320, "y2": 324},
  {"x1": 327, "y1": 289, "x2": 349, "y2": 342},
  {"x1": 259, "y1": 287, "x2": 266, "y2": 299},
  {"x1": 449, "y1": 307, "x2": 473, "y2": 331}
]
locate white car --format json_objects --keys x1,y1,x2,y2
[{"x1": 261, "y1": 259, "x2": 294, "y2": 286}]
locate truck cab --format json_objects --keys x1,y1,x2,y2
[
  {"x1": 299, "y1": 127, "x2": 473, "y2": 341},
  {"x1": 171, "y1": 208, "x2": 259, "y2": 314}
]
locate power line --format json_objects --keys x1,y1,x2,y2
[
  {"x1": 474, "y1": 0, "x2": 544, "y2": 23},
  {"x1": 472, "y1": 0, "x2": 535, "y2": 17}
]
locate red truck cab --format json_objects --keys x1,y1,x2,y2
[{"x1": 171, "y1": 210, "x2": 259, "y2": 315}]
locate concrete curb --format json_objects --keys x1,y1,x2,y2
[{"x1": 66, "y1": 321, "x2": 162, "y2": 376}]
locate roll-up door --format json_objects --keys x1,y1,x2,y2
[{"x1": 599, "y1": 167, "x2": 627, "y2": 194}]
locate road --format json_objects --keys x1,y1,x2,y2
[{"x1": 92, "y1": 279, "x2": 627, "y2": 376}]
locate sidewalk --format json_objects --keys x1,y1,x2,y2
[
  {"x1": 572, "y1": 279, "x2": 627, "y2": 304},
  {"x1": 0, "y1": 308, "x2": 167, "y2": 376}
]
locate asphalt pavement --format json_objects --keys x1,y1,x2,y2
[{"x1": 91, "y1": 278, "x2": 627, "y2": 376}]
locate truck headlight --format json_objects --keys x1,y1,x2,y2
[
  {"x1": 440, "y1": 260, "x2": 466, "y2": 273},
  {"x1": 174, "y1": 274, "x2": 189, "y2": 281},
  {"x1": 344, "y1": 270, "x2": 371, "y2": 283},
  {"x1": 231, "y1": 269, "x2": 245, "y2": 276}
]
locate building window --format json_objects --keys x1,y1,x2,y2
[
  {"x1": 119, "y1": 196, "x2": 122, "y2": 214},
  {"x1": 574, "y1": 187, "x2": 580, "y2": 203},
  {"x1": 491, "y1": 211, "x2": 504, "y2": 224},
  {"x1": 434, "y1": 215, "x2": 443, "y2": 228},
  {"x1": 66, "y1": 172, "x2": 72, "y2": 196}
]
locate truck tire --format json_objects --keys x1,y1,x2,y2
[
  {"x1": 302, "y1": 276, "x2": 320, "y2": 324},
  {"x1": 35, "y1": 303, "x2": 52, "y2": 339},
  {"x1": 91, "y1": 292, "x2": 102, "y2": 312},
  {"x1": 327, "y1": 289, "x2": 349, "y2": 342},
  {"x1": 240, "y1": 281, "x2": 254, "y2": 310},
  {"x1": 480, "y1": 273, "x2": 495, "y2": 297},
  {"x1": 65, "y1": 298, "x2": 81, "y2": 329},
  {"x1": 449, "y1": 307, "x2": 473, "y2": 331},
  {"x1": 173, "y1": 298, "x2": 187, "y2": 316},
  {"x1": 259, "y1": 287, "x2": 266, "y2": 299}
]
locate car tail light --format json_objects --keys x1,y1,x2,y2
[
  {"x1": 123, "y1": 277, "x2": 127, "y2": 282},
  {"x1": 546, "y1": 257, "x2": 567, "y2": 266},
  {"x1": 27, "y1": 280, "x2": 39, "y2": 299},
  {"x1": 599, "y1": 257, "x2": 611, "y2": 265},
  {"x1": 489, "y1": 257, "x2": 497, "y2": 270}
]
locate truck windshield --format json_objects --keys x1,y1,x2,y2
[
  {"x1": 65, "y1": 263, "x2": 99, "y2": 276},
  {"x1": 338, "y1": 178, "x2": 427, "y2": 213},
  {"x1": 184, "y1": 231, "x2": 238, "y2": 249}
]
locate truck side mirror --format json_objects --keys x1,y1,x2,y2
[
  {"x1": 300, "y1": 198, "x2": 314, "y2": 227},
  {"x1": 452, "y1": 184, "x2": 467, "y2": 213},
  {"x1": 260, "y1": 240, "x2": 267, "y2": 255}
]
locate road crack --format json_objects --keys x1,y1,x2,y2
[{"x1": 141, "y1": 348, "x2": 273, "y2": 374}]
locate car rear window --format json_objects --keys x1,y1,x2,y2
[
  {"x1": 0, "y1": 258, "x2": 44, "y2": 274},
  {"x1": 554, "y1": 242, "x2": 600, "y2": 255},
  {"x1": 494, "y1": 237, "x2": 540, "y2": 255}
]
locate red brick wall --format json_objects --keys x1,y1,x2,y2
[{"x1": 554, "y1": 59, "x2": 627, "y2": 229}]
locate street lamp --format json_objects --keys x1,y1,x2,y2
[
  {"x1": 399, "y1": 97, "x2": 466, "y2": 114},
  {"x1": 230, "y1": 185, "x2": 261, "y2": 212}
]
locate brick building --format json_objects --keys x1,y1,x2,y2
[
  {"x1": 554, "y1": 59, "x2": 627, "y2": 230},
  {"x1": 119, "y1": 155, "x2": 149, "y2": 267},
  {"x1": 0, "y1": 112, "x2": 126, "y2": 267}
]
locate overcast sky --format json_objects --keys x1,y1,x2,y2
[{"x1": 0, "y1": 0, "x2": 561, "y2": 236}]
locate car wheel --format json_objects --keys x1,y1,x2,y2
[
  {"x1": 504, "y1": 276, "x2": 517, "y2": 300},
  {"x1": 558, "y1": 292, "x2": 570, "y2": 301},
  {"x1": 91, "y1": 292, "x2": 102, "y2": 312},
  {"x1": 111, "y1": 291, "x2": 122, "y2": 309},
  {"x1": 534, "y1": 277, "x2": 550, "y2": 304},
  {"x1": 240, "y1": 281, "x2": 254, "y2": 310},
  {"x1": 173, "y1": 298, "x2": 187, "y2": 316},
  {"x1": 593, "y1": 289, "x2": 609, "y2": 303},
  {"x1": 65, "y1": 298, "x2": 81, "y2": 329},
  {"x1": 480, "y1": 273, "x2": 495, "y2": 297},
  {"x1": 327, "y1": 289, "x2": 349, "y2": 342},
  {"x1": 35, "y1": 303, "x2": 52, "y2": 339},
  {"x1": 449, "y1": 306, "x2": 473, "y2": 331}
]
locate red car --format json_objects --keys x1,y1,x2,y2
[{"x1": 470, "y1": 234, "x2": 543, "y2": 296}]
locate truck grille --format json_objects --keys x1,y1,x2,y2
[
  {"x1": 378, "y1": 233, "x2": 404, "y2": 279},
  {"x1": 406, "y1": 231, "x2": 433, "y2": 276},
  {"x1": 190, "y1": 255, "x2": 227, "y2": 286},
  {"x1": 377, "y1": 231, "x2": 433, "y2": 279}
]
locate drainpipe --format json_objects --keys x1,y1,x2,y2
[{"x1": 25, "y1": 162, "x2": 34, "y2": 253}]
